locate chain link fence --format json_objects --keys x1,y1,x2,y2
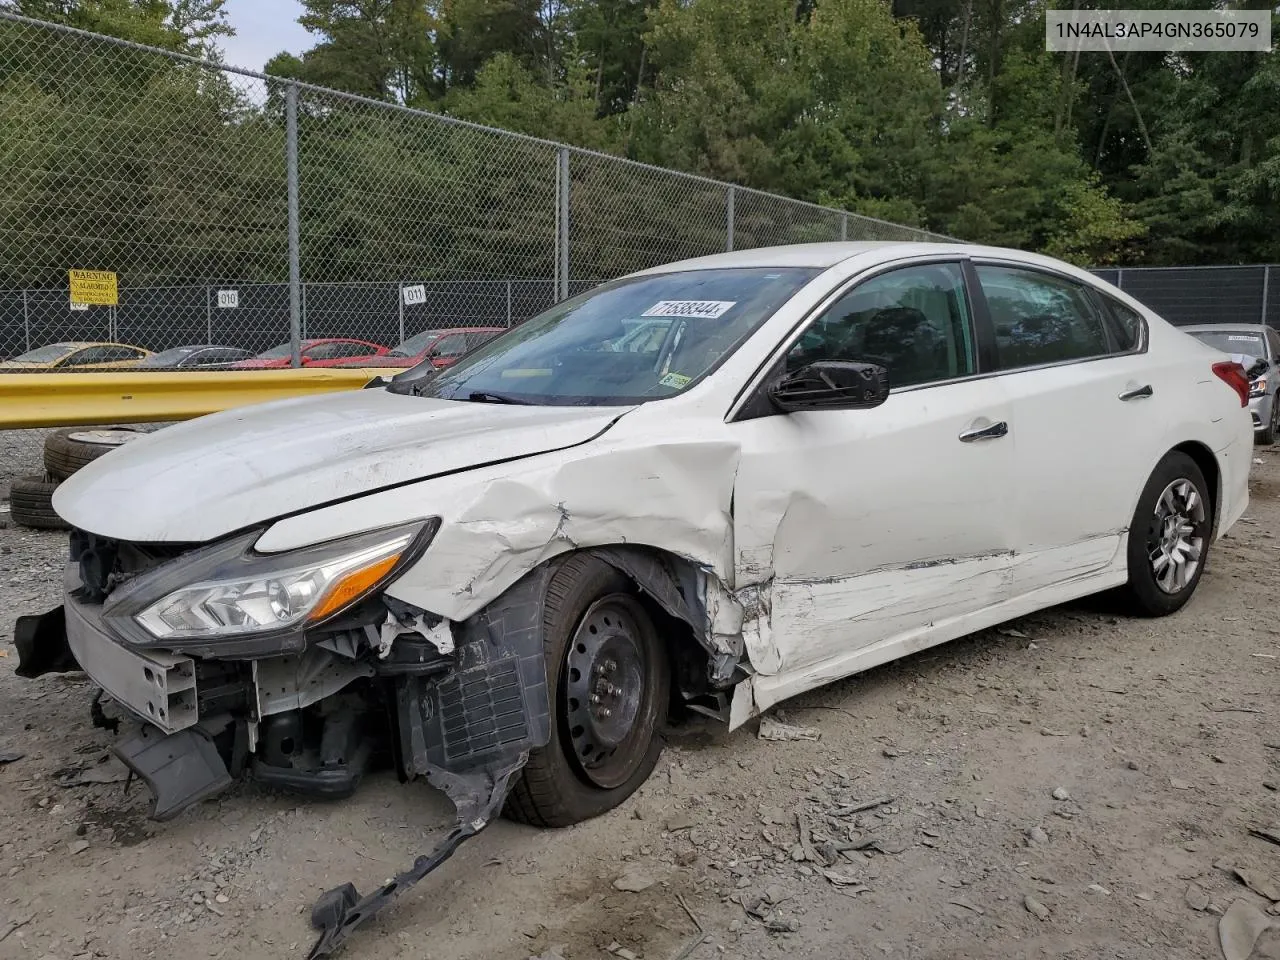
[{"x1": 0, "y1": 9, "x2": 953, "y2": 479}]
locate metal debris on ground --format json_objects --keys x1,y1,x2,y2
[
  {"x1": 1219, "y1": 899, "x2": 1272, "y2": 960},
  {"x1": 757, "y1": 716, "x2": 820, "y2": 742}
]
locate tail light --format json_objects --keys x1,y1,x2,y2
[{"x1": 1212, "y1": 361, "x2": 1250, "y2": 407}]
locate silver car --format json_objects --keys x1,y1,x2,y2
[{"x1": 1183, "y1": 323, "x2": 1280, "y2": 443}]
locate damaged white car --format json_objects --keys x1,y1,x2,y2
[{"x1": 16, "y1": 242, "x2": 1252, "y2": 956}]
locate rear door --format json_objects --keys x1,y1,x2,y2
[{"x1": 970, "y1": 261, "x2": 1166, "y2": 596}]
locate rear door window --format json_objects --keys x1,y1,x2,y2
[
  {"x1": 433, "y1": 334, "x2": 468, "y2": 358},
  {"x1": 976, "y1": 265, "x2": 1111, "y2": 370}
]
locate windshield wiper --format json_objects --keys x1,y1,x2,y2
[{"x1": 467, "y1": 391, "x2": 532, "y2": 405}]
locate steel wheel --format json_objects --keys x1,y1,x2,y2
[
  {"x1": 562, "y1": 594, "x2": 650, "y2": 789},
  {"x1": 1147, "y1": 478, "x2": 1206, "y2": 594}
]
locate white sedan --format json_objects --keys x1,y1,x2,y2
[{"x1": 20, "y1": 242, "x2": 1252, "y2": 952}]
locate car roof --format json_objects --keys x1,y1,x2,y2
[
  {"x1": 1180, "y1": 323, "x2": 1272, "y2": 334},
  {"x1": 628, "y1": 241, "x2": 1096, "y2": 277}
]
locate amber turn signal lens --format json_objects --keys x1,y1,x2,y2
[{"x1": 307, "y1": 553, "x2": 402, "y2": 623}]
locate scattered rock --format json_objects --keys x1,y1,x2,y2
[
  {"x1": 758, "y1": 717, "x2": 819, "y2": 742},
  {"x1": 765, "y1": 917, "x2": 799, "y2": 933},
  {"x1": 1039, "y1": 728, "x2": 1068, "y2": 737},
  {"x1": 665, "y1": 814, "x2": 696, "y2": 832},
  {"x1": 1170, "y1": 778, "x2": 1192, "y2": 791},
  {"x1": 1232, "y1": 867, "x2": 1280, "y2": 902},
  {"x1": 1086, "y1": 884, "x2": 1111, "y2": 896},
  {"x1": 1126, "y1": 760, "x2": 1140, "y2": 771},
  {"x1": 62, "y1": 757, "x2": 130, "y2": 786},
  {"x1": 1051, "y1": 787, "x2": 1070, "y2": 801},
  {"x1": 1135, "y1": 891, "x2": 1155, "y2": 902},
  {"x1": 1185, "y1": 884, "x2": 1210, "y2": 911},
  {"x1": 0, "y1": 751, "x2": 24, "y2": 765},
  {"x1": 612, "y1": 870, "x2": 656, "y2": 893},
  {"x1": 1219, "y1": 899, "x2": 1272, "y2": 960},
  {"x1": 821, "y1": 867, "x2": 865, "y2": 887},
  {"x1": 68, "y1": 840, "x2": 89, "y2": 856},
  {"x1": 1024, "y1": 895, "x2": 1050, "y2": 920},
  {"x1": 1026, "y1": 826, "x2": 1049, "y2": 846},
  {"x1": 881, "y1": 747, "x2": 901, "y2": 759}
]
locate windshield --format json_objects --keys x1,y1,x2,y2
[
  {"x1": 391, "y1": 331, "x2": 442, "y2": 357},
  {"x1": 139, "y1": 347, "x2": 198, "y2": 366},
  {"x1": 1190, "y1": 330, "x2": 1266, "y2": 358},
  {"x1": 10, "y1": 343, "x2": 78, "y2": 363},
  {"x1": 403, "y1": 267, "x2": 818, "y2": 405}
]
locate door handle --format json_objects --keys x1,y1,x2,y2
[
  {"x1": 959, "y1": 420, "x2": 1009, "y2": 442},
  {"x1": 1118, "y1": 384, "x2": 1153, "y2": 401}
]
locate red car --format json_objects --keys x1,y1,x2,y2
[
  {"x1": 231, "y1": 338, "x2": 389, "y2": 369},
  {"x1": 328, "y1": 326, "x2": 506, "y2": 370}
]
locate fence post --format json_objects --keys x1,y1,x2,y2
[
  {"x1": 840, "y1": 214, "x2": 848, "y2": 242},
  {"x1": 556, "y1": 147, "x2": 570, "y2": 302},
  {"x1": 1262, "y1": 265, "x2": 1271, "y2": 326},
  {"x1": 1116, "y1": 268, "x2": 1125, "y2": 291},
  {"x1": 726, "y1": 186, "x2": 735, "y2": 253},
  {"x1": 506, "y1": 280, "x2": 513, "y2": 328},
  {"x1": 206, "y1": 285, "x2": 213, "y2": 343},
  {"x1": 286, "y1": 82, "x2": 302, "y2": 368},
  {"x1": 397, "y1": 281, "x2": 405, "y2": 345},
  {"x1": 22, "y1": 289, "x2": 30, "y2": 352}
]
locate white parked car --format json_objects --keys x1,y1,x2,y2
[{"x1": 16, "y1": 242, "x2": 1252, "y2": 953}]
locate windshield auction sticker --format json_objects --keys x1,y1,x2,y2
[
  {"x1": 1047, "y1": 9, "x2": 1270, "y2": 51},
  {"x1": 642, "y1": 300, "x2": 736, "y2": 319}
]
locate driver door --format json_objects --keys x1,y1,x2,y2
[{"x1": 730, "y1": 260, "x2": 1016, "y2": 683}]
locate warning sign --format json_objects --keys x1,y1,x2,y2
[{"x1": 69, "y1": 269, "x2": 118, "y2": 306}]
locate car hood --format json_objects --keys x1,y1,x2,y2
[{"x1": 54, "y1": 389, "x2": 633, "y2": 542}]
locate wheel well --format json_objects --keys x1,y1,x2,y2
[{"x1": 1171, "y1": 441, "x2": 1220, "y2": 532}]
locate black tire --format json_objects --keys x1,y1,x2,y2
[
  {"x1": 44, "y1": 427, "x2": 144, "y2": 480},
  {"x1": 1257, "y1": 401, "x2": 1278, "y2": 445},
  {"x1": 1121, "y1": 452, "x2": 1212, "y2": 617},
  {"x1": 504, "y1": 555, "x2": 670, "y2": 828},
  {"x1": 10, "y1": 474, "x2": 69, "y2": 530}
]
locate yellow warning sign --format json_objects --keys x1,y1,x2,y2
[{"x1": 69, "y1": 269, "x2": 118, "y2": 306}]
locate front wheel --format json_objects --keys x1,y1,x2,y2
[
  {"x1": 1121, "y1": 452, "x2": 1212, "y2": 617},
  {"x1": 504, "y1": 555, "x2": 670, "y2": 827},
  {"x1": 1258, "y1": 400, "x2": 1278, "y2": 445}
]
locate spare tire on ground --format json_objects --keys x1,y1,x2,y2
[
  {"x1": 43, "y1": 426, "x2": 147, "y2": 480},
  {"x1": 10, "y1": 474, "x2": 68, "y2": 530}
]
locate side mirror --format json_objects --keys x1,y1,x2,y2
[{"x1": 768, "y1": 360, "x2": 890, "y2": 413}]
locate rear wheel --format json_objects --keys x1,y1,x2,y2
[
  {"x1": 1121, "y1": 452, "x2": 1212, "y2": 616},
  {"x1": 504, "y1": 556, "x2": 669, "y2": 827}
]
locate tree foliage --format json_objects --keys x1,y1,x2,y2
[{"x1": 3, "y1": 0, "x2": 1278, "y2": 268}]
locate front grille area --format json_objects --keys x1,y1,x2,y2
[{"x1": 70, "y1": 529, "x2": 194, "y2": 603}]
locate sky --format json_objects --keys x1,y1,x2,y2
[{"x1": 218, "y1": 0, "x2": 311, "y2": 72}]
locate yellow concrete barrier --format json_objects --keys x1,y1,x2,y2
[{"x1": 0, "y1": 368, "x2": 396, "y2": 429}]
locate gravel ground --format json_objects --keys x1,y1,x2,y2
[{"x1": 2, "y1": 450, "x2": 1280, "y2": 960}]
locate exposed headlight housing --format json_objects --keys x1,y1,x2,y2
[
  {"x1": 1250, "y1": 376, "x2": 1267, "y2": 397},
  {"x1": 103, "y1": 519, "x2": 438, "y2": 649}
]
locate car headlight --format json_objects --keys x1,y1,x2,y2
[
  {"x1": 104, "y1": 519, "x2": 438, "y2": 645},
  {"x1": 1250, "y1": 376, "x2": 1267, "y2": 397}
]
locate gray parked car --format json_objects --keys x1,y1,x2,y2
[{"x1": 1183, "y1": 323, "x2": 1280, "y2": 443}]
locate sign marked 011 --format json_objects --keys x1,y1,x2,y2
[{"x1": 69, "y1": 269, "x2": 118, "y2": 306}]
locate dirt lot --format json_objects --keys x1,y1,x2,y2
[{"x1": 2, "y1": 448, "x2": 1279, "y2": 960}]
